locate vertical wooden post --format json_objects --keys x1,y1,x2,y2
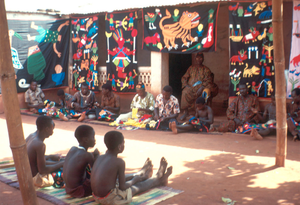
[
  {"x1": 0, "y1": 0, "x2": 39, "y2": 204},
  {"x1": 273, "y1": 0, "x2": 287, "y2": 167}
]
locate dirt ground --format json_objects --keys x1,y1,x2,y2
[{"x1": 0, "y1": 113, "x2": 299, "y2": 205}]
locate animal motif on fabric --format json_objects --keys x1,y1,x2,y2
[
  {"x1": 254, "y1": 2, "x2": 267, "y2": 16},
  {"x1": 230, "y1": 49, "x2": 247, "y2": 65},
  {"x1": 243, "y1": 63, "x2": 260, "y2": 78},
  {"x1": 159, "y1": 9, "x2": 200, "y2": 50},
  {"x1": 242, "y1": 27, "x2": 260, "y2": 44},
  {"x1": 144, "y1": 33, "x2": 161, "y2": 46},
  {"x1": 145, "y1": 9, "x2": 162, "y2": 30},
  {"x1": 291, "y1": 54, "x2": 300, "y2": 67}
]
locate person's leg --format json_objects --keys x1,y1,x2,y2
[
  {"x1": 171, "y1": 121, "x2": 194, "y2": 134},
  {"x1": 250, "y1": 127, "x2": 263, "y2": 140},
  {"x1": 180, "y1": 87, "x2": 194, "y2": 121},
  {"x1": 287, "y1": 117, "x2": 300, "y2": 141},
  {"x1": 130, "y1": 157, "x2": 172, "y2": 196},
  {"x1": 116, "y1": 112, "x2": 132, "y2": 123},
  {"x1": 258, "y1": 128, "x2": 272, "y2": 136},
  {"x1": 125, "y1": 158, "x2": 153, "y2": 181}
]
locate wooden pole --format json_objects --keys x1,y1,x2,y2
[
  {"x1": 273, "y1": 0, "x2": 287, "y2": 167},
  {"x1": 0, "y1": 0, "x2": 39, "y2": 204}
]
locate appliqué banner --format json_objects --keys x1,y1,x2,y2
[
  {"x1": 228, "y1": 1, "x2": 275, "y2": 98},
  {"x1": 71, "y1": 16, "x2": 99, "y2": 91},
  {"x1": 143, "y1": 3, "x2": 219, "y2": 53},
  {"x1": 105, "y1": 11, "x2": 138, "y2": 92},
  {"x1": 287, "y1": 1, "x2": 300, "y2": 97},
  {"x1": 8, "y1": 19, "x2": 70, "y2": 93}
]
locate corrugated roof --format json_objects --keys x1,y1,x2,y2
[{"x1": 5, "y1": 0, "x2": 225, "y2": 15}]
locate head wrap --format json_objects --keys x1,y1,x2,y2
[{"x1": 136, "y1": 82, "x2": 145, "y2": 90}]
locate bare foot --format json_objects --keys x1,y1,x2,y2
[
  {"x1": 59, "y1": 112, "x2": 69, "y2": 121},
  {"x1": 160, "y1": 166, "x2": 173, "y2": 186},
  {"x1": 136, "y1": 158, "x2": 152, "y2": 179},
  {"x1": 250, "y1": 127, "x2": 254, "y2": 137},
  {"x1": 293, "y1": 134, "x2": 300, "y2": 142},
  {"x1": 171, "y1": 121, "x2": 178, "y2": 134},
  {"x1": 156, "y1": 157, "x2": 168, "y2": 178},
  {"x1": 78, "y1": 112, "x2": 86, "y2": 122},
  {"x1": 144, "y1": 165, "x2": 153, "y2": 180},
  {"x1": 252, "y1": 128, "x2": 263, "y2": 140}
]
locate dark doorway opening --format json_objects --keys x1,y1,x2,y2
[{"x1": 169, "y1": 53, "x2": 192, "y2": 104}]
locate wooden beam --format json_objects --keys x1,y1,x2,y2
[
  {"x1": 273, "y1": 0, "x2": 287, "y2": 167},
  {"x1": 0, "y1": 0, "x2": 39, "y2": 204}
]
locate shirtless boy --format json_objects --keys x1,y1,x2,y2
[
  {"x1": 63, "y1": 125, "x2": 100, "y2": 198},
  {"x1": 91, "y1": 131, "x2": 172, "y2": 205},
  {"x1": 171, "y1": 97, "x2": 213, "y2": 134},
  {"x1": 26, "y1": 116, "x2": 64, "y2": 188}
]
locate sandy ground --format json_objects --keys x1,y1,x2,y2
[{"x1": 0, "y1": 113, "x2": 300, "y2": 205}]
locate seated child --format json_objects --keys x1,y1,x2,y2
[
  {"x1": 63, "y1": 125, "x2": 100, "y2": 198},
  {"x1": 26, "y1": 116, "x2": 64, "y2": 188},
  {"x1": 170, "y1": 97, "x2": 213, "y2": 134},
  {"x1": 91, "y1": 131, "x2": 172, "y2": 205}
]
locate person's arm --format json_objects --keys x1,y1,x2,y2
[
  {"x1": 85, "y1": 148, "x2": 100, "y2": 167},
  {"x1": 181, "y1": 67, "x2": 191, "y2": 89},
  {"x1": 227, "y1": 99, "x2": 242, "y2": 126},
  {"x1": 53, "y1": 43, "x2": 61, "y2": 58},
  {"x1": 36, "y1": 144, "x2": 64, "y2": 175},
  {"x1": 139, "y1": 93, "x2": 155, "y2": 114},
  {"x1": 199, "y1": 107, "x2": 214, "y2": 124},
  {"x1": 104, "y1": 95, "x2": 120, "y2": 113},
  {"x1": 201, "y1": 67, "x2": 213, "y2": 88},
  {"x1": 154, "y1": 107, "x2": 159, "y2": 121},
  {"x1": 161, "y1": 113, "x2": 179, "y2": 122},
  {"x1": 250, "y1": 96, "x2": 261, "y2": 123},
  {"x1": 262, "y1": 105, "x2": 269, "y2": 122}
]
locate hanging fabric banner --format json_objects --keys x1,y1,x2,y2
[
  {"x1": 105, "y1": 10, "x2": 138, "y2": 92},
  {"x1": 228, "y1": 1, "x2": 275, "y2": 98},
  {"x1": 7, "y1": 18, "x2": 70, "y2": 93},
  {"x1": 142, "y1": 3, "x2": 219, "y2": 54},
  {"x1": 287, "y1": 1, "x2": 300, "y2": 97},
  {"x1": 71, "y1": 15, "x2": 99, "y2": 91}
]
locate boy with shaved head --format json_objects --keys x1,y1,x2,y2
[
  {"x1": 91, "y1": 131, "x2": 172, "y2": 204},
  {"x1": 63, "y1": 125, "x2": 100, "y2": 198}
]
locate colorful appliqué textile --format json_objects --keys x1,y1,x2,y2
[
  {"x1": 143, "y1": 3, "x2": 219, "y2": 53},
  {"x1": 235, "y1": 120, "x2": 276, "y2": 134},
  {"x1": 105, "y1": 11, "x2": 139, "y2": 92},
  {"x1": 228, "y1": 1, "x2": 275, "y2": 98},
  {"x1": 7, "y1": 19, "x2": 69, "y2": 93},
  {"x1": 189, "y1": 117, "x2": 210, "y2": 132},
  {"x1": 71, "y1": 16, "x2": 99, "y2": 91},
  {"x1": 287, "y1": 1, "x2": 300, "y2": 97}
]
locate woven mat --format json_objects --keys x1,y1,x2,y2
[{"x1": 0, "y1": 164, "x2": 183, "y2": 205}]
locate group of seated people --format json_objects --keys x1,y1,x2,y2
[
  {"x1": 27, "y1": 116, "x2": 172, "y2": 204},
  {"x1": 25, "y1": 77, "x2": 300, "y2": 141}
]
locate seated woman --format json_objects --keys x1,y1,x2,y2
[{"x1": 115, "y1": 82, "x2": 155, "y2": 124}]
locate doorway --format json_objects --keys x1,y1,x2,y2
[{"x1": 169, "y1": 53, "x2": 192, "y2": 103}]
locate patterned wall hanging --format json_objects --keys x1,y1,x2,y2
[
  {"x1": 143, "y1": 3, "x2": 219, "y2": 54},
  {"x1": 228, "y1": 1, "x2": 275, "y2": 98},
  {"x1": 105, "y1": 10, "x2": 138, "y2": 92},
  {"x1": 7, "y1": 19, "x2": 70, "y2": 93},
  {"x1": 71, "y1": 16, "x2": 99, "y2": 91},
  {"x1": 287, "y1": 1, "x2": 300, "y2": 97}
]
